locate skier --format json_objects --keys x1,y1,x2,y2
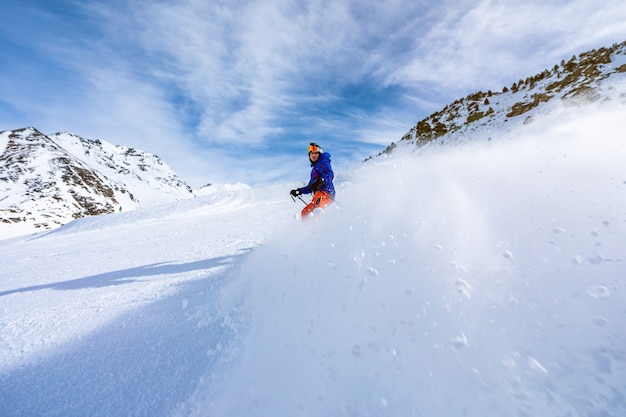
[{"x1": 290, "y1": 142, "x2": 335, "y2": 219}]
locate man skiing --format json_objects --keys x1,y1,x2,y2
[{"x1": 290, "y1": 142, "x2": 335, "y2": 219}]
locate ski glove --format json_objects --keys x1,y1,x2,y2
[
  {"x1": 311, "y1": 177, "x2": 325, "y2": 191},
  {"x1": 290, "y1": 188, "x2": 302, "y2": 197}
]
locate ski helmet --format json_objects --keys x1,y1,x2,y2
[{"x1": 308, "y1": 143, "x2": 323, "y2": 154}]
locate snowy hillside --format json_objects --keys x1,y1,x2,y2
[
  {"x1": 0, "y1": 128, "x2": 194, "y2": 238},
  {"x1": 49, "y1": 131, "x2": 194, "y2": 204},
  {"x1": 1, "y1": 88, "x2": 624, "y2": 416},
  {"x1": 380, "y1": 40, "x2": 626, "y2": 156}
]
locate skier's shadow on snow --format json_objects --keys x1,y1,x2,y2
[
  {"x1": 0, "y1": 250, "x2": 252, "y2": 417},
  {"x1": 0, "y1": 254, "x2": 244, "y2": 297}
]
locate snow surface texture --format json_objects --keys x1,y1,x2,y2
[{"x1": 1, "y1": 98, "x2": 625, "y2": 416}]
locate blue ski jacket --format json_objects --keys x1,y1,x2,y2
[{"x1": 300, "y1": 152, "x2": 335, "y2": 199}]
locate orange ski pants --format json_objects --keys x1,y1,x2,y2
[{"x1": 301, "y1": 191, "x2": 333, "y2": 219}]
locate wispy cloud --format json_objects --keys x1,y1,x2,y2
[
  {"x1": 385, "y1": 0, "x2": 626, "y2": 94},
  {"x1": 2, "y1": 0, "x2": 625, "y2": 187}
]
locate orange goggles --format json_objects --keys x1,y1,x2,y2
[{"x1": 308, "y1": 143, "x2": 322, "y2": 154}]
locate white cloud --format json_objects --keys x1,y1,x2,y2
[
  {"x1": 95, "y1": 0, "x2": 437, "y2": 147},
  {"x1": 3, "y1": 0, "x2": 626, "y2": 188},
  {"x1": 385, "y1": 0, "x2": 626, "y2": 93}
]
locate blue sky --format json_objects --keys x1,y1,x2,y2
[{"x1": 2, "y1": 0, "x2": 625, "y2": 187}]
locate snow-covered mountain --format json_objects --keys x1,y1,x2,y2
[
  {"x1": 0, "y1": 127, "x2": 194, "y2": 237},
  {"x1": 376, "y1": 40, "x2": 626, "y2": 157}
]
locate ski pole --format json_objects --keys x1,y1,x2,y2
[
  {"x1": 291, "y1": 194, "x2": 307, "y2": 205},
  {"x1": 329, "y1": 196, "x2": 343, "y2": 207}
]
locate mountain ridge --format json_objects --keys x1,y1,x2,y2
[
  {"x1": 375, "y1": 40, "x2": 626, "y2": 157},
  {"x1": 0, "y1": 127, "x2": 195, "y2": 236}
]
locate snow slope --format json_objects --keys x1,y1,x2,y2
[{"x1": 1, "y1": 98, "x2": 625, "y2": 416}]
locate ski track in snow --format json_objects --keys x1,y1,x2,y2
[{"x1": 1, "y1": 104, "x2": 626, "y2": 417}]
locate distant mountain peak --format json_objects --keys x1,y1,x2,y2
[{"x1": 1, "y1": 129, "x2": 194, "y2": 236}]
